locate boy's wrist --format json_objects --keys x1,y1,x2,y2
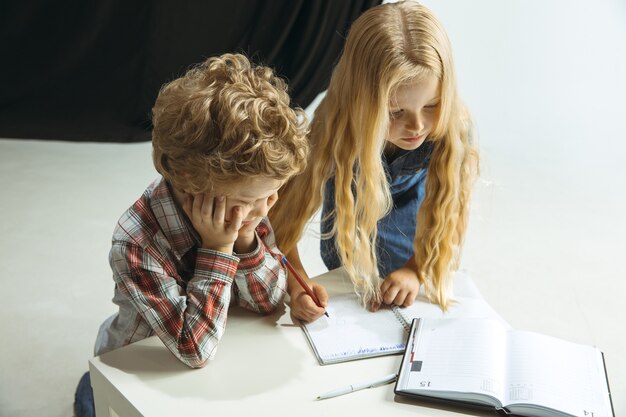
[
  {"x1": 233, "y1": 232, "x2": 257, "y2": 254},
  {"x1": 201, "y1": 241, "x2": 234, "y2": 254}
]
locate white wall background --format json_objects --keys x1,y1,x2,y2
[{"x1": 418, "y1": 1, "x2": 626, "y2": 413}]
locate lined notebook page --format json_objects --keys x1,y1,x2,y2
[
  {"x1": 397, "y1": 319, "x2": 614, "y2": 417},
  {"x1": 402, "y1": 318, "x2": 509, "y2": 403},
  {"x1": 393, "y1": 293, "x2": 509, "y2": 330},
  {"x1": 393, "y1": 270, "x2": 510, "y2": 329},
  {"x1": 505, "y1": 331, "x2": 613, "y2": 416},
  {"x1": 301, "y1": 269, "x2": 508, "y2": 365},
  {"x1": 302, "y1": 293, "x2": 406, "y2": 364}
]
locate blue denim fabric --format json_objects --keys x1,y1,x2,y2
[
  {"x1": 74, "y1": 371, "x2": 95, "y2": 417},
  {"x1": 321, "y1": 142, "x2": 433, "y2": 278}
]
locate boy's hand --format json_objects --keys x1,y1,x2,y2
[
  {"x1": 289, "y1": 282, "x2": 329, "y2": 323},
  {"x1": 380, "y1": 266, "x2": 421, "y2": 307},
  {"x1": 183, "y1": 193, "x2": 243, "y2": 254}
]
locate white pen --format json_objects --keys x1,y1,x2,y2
[{"x1": 315, "y1": 373, "x2": 398, "y2": 400}]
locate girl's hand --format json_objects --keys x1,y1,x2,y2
[
  {"x1": 380, "y1": 266, "x2": 421, "y2": 307},
  {"x1": 182, "y1": 193, "x2": 243, "y2": 254},
  {"x1": 289, "y1": 282, "x2": 329, "y2": 322}
]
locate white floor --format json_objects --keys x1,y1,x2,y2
[{"x1": 1, "y1": 1, "x2": 625, "y2": 416}]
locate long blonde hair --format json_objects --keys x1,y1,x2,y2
[{"x1": 269, "y1": 2, "x2": 478, "y2": 309}]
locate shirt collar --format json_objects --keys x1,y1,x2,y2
[{"x1": 384, "y1": 141, "x2": 434, "y2": 178}]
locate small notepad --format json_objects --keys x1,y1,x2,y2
[{"x1": 301, "y1": 269, "x2": 508, "y2": 365}]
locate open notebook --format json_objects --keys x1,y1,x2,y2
[
  {"x1": 301, "y1": 269, "x2": 508, "y2": 365},
  {"x1": 395, "y1": 318, "x2": 614, "y2": 417}
]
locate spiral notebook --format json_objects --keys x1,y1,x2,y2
[{"x1": 301, "y1": 270, "x2": 508, "y2": 365}]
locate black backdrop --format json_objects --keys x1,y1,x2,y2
[{"x1": 0, "y1": 0, "x2": 380, "y2": 142}]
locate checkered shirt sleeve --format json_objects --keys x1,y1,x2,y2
[{"x1": 110, "y1": 217, "x2": 287, "y2": 368}]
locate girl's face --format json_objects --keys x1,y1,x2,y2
[{"x1": 387, "y1": 74, "x2": 440, "y2": 151}]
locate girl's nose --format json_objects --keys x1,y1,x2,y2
[{"x1": 405, "y1": 112, "x2": 424, "y2": 133}]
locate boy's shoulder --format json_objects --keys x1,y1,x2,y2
[{"x1": 111, "y1": 177, "x2": 170, "y2": 249}]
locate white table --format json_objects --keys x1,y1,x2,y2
[{"x1": 89, "y1": 269, "x2": 495, "y2": 417}]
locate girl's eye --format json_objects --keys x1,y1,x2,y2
[{"x1": 390, "y1": 110, "x2": 403, "y2": 118}]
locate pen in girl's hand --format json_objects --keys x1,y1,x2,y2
[{"x1": 282, "y1": 256, "x2": 329, "y2": 318}]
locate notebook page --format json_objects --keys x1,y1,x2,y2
[
  {"x1": 505, "y1": 331, "x2": 613, "y2": 417},
  {"x1": 301, "y1": 268, "x2": 509, "y2": 365},
  {"x1": 394, "y1": 270, "x2": 511, "y2": 329},
  {"x1": 302, "y1": 293, "x2": 406, "y2": 364},
  {"x1": 403, "y1": 318, "x2": 508, "y2": 404}
]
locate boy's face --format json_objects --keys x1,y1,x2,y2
[
  {"x1": 386, "y1": 74, "x2": 440, "y2": 151},
  {"x1": 176, "y1": 175, "x2": 285, "y2": 252},
  {"x1": 215, "y1": 176, "x2": 285, "y2": 229}
]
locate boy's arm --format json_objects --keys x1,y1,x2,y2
[
  {"x1": 232, "y1": 218, "x2": 287, "y2": 313},
  {"x1": 110, "y1": 241, "x2": 238, "y2": 368}
]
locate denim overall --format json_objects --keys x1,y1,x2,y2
[{"x1": 321, "y1": 142, "x2": 433, "y2": 278}]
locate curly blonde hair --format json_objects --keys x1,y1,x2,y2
[
  {"x1": 152, "y1": 53, "x2": 309, "y2": 192},
  {"x1": 269, "y1": 2, "x2": 479, "y2": 310}
]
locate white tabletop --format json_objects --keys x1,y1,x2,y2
[{"x1": 89, "y1": 270, "x2": 496, "y2": 417}]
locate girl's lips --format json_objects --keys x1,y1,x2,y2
[{"x1": 402, "y1": 135, "x2": 424, "y2": 143}]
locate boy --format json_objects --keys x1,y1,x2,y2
[{"x1": 74, "y1": 53, "x2": 309, "y2": 416}]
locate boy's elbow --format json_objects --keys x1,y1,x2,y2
[
  {"x1": 180, "y1": 353, "x2": 213, "y2": 369},
  {"x1": 187, "y1": 358, "x2": 209, "y2": 369},
  {"x1": 174, "y1": 341, "x2": 218, "y2": 369}
]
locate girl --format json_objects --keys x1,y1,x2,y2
[{"x1": 269, "y1": 1, "x2": 479, "y2": 322}]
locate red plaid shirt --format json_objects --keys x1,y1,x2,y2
[{"x1": 94, "y1": 177, "x2": 287, "y2": 368}]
